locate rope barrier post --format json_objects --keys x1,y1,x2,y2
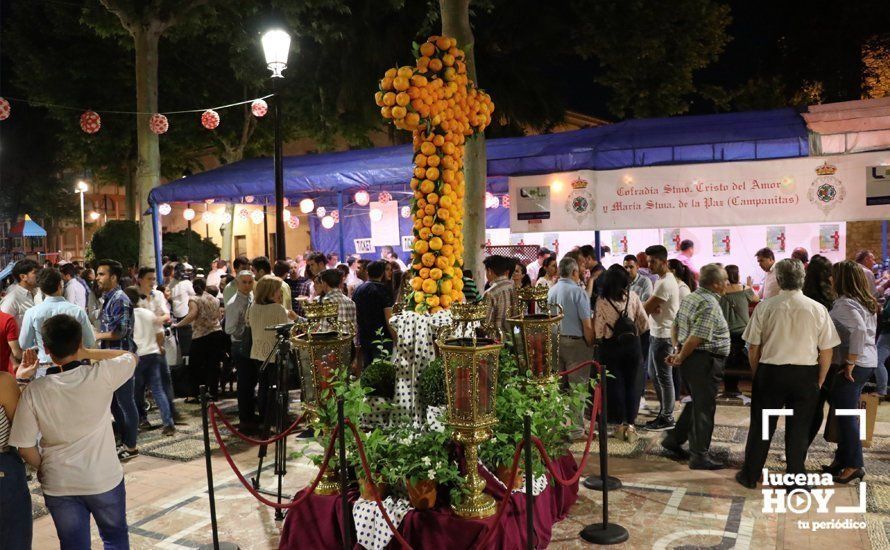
[
  {"x1": 578, "y1": 363, "x2": 628, "y2": 545},
  {"x1": 338, "y1": 397, "x2": 352, "y2": 550},
  {"x1": 198, "y1": 386, "x2": 240, "y2": 550},
  {"x1": 583, "y1": 366, "x2": 622, "y2": 492},
  {"x1": 524, "y1": 414, "x2": 534, "y2": 550}
]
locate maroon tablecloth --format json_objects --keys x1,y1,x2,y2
[{"x1": 279, "y1": 454, "x2": 579, "y2": 549}]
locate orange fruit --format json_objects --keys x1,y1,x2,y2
[
  {"x1": 431, "y1": 223, "x2": 445, "y2": 236},
  {"x1": 424, "y1": 203, "x2": 436, "y2": 215},
  {"x1": 422, "y1": 215, "x2": 434, "y2": 227},
  {"x1": 420, "y1": 142, "x2": 436, "y2": 156},
  {"x1": 391, "y1": 106, "x2": 407, "y2": 119},
  {"x1": 396, "y1": 92, "x2": 410, "y2": 106},
  {"x1": 411, "y1": 277, "x2": 423, "y2": 291},
  {"x1": 414, "y1": 303, "x2": 426, "y2": 313},
  {"x1": 385, "y1": 68, "x2": 398, "y2": 79},
  {"x1": 420, "y1": 179, "x2": 435, "y2": 194},
  {"x1": 397, "y1": 66, "x2": 414, "y2": 79},
  {"x1": 427, "y1": 155, "x2": 440, "y2": 167},
  {"x1": 411, "y1": 75, "x2": 428, "y2": 87},
  {"x1": 413, "y1": 166, "x2": 426, "y2": 179},
  {"x1": 418, "y1": 227, "x2": 432, "y2": 241},
  {"x1": 435, "y1": 255, "x2": 450, "y2": 270},
  {"x1": 429, "y1": 268, "x2": 443, "y2": 281},
  {"x1": 422, "y1": 279, "x2": 438, "y2": 294},
  {"x1": 427, "y1": 192, "x2": 439, "y2": 204},
  {"x1": 420, "y1": 42, "x2": 436, "y2": 57},
  {"x1": 433, "y1": 135, "x2": 445, "y2": 147},
  {"x1": 426, "y1": 295, "x2": 440, "y2": 308},
  {"x1": 405, "y1": 113, "x2": 420, "y2": 127},
  {"x1": 383, "y1": 92, "x2": 396, "y2": 106},
  {"x1": 429, "y1": 237, "x2": 443, "y2": 251},
  {"x1": 380, "y1": 106, "x2": 392, "y2": 118},
  {"x1": 374, "y1": 91, "x2": 385, "y2": 106},
  {"x1": 439, "y1": 294, "x2": 452, "y2": 308},
  {"x1": 425, "y1": 167, "x2": 440, "y2": 181},
  {"x1": 419, "y1": 267, "x2": 431, "y2": 279},
  {"x1": 393, "y1": 76, "x2": 410, "y2": 91},
  {"x1": 414, "y1": 154, "x2": 428, "y2": 168},
  {"x1": 414, "y1": 239, "x2": 429, "y2": 254},
  {"x1": 380, "y1": 77, "x2": 394, "y2": 91},
  {"x1": 429, "y1": 58, "x2": 443, "y2": 72},
  {"x1": 453, "y1": 278, "x2": 464, "y2": 292},
  {"x1": 421, "y1": 253, "x2": 436, "y2": 268},
  {"x1": 436, "y1": 37, "x2": 452, "y2": 51}
]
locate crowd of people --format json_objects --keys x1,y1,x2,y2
[
  {"x1": 0, "y1": 238, "x2": 887, "y2": 546},
  {"x1": 513, "y1": 240, "x2": 887, "y2": 487}
]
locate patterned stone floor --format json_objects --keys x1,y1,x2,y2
[{"x1": 29, "y1": 395, "x2": 890, "y2": 549}]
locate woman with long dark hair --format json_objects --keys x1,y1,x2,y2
[
  {"x1": 668, "y1": 258, "x2": 697, "y2": 298},
  {"x1": 822, "y1": 261, "x2": 879, "y2": 483},
  {"x1": 803, "y1": 254, "x2": 836, "y2": 310},
  {"x1": 593, "y1": 264, "x2": 649, "y2": 441},
  {"x1": 535, "y1": 256, "x2": 558, "y2": 288}
]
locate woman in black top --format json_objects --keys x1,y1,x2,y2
[{"x1": 803, "y1": 255, "x2": 836, "y2": 311}]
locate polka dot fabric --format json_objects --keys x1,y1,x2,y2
[
  {"x1": 353, "y1": 496, "x2": 411, "y2": 550},
  {"x1": 483, "y1": 463, "x2": 548, "y2": 496},
  {"x1": 388, "y1": 310, "x2": 452, "y2": 426}
]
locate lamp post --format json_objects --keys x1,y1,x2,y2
[
  {"x1": 75, "y1": 180, "x2": 88, "y2": 258},
  {"x1": 262, "y1": 28, "x2": 291, "y2": 261}
]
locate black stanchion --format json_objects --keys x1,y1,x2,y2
[
  {"x1": 337, "y1": 398, "x2": 352, "y2": 550},
  {"x1": 581, "y1": 364, "x2": 622, "y2": 493},
  {"x1": 579, "y1": 364, "x2": 629, "y2": 545},
  {"x1": 524, "y1": 414, "x2": 535, "y2": 550},
  {"x1": 199, "y1": 386, "x2": 240, "y2": 550}
]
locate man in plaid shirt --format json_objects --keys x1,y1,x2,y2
[
  {"x1": 95, "y1": 259, "x2": 139, "y2": 461},
  {"x1": 315, "y1": 269, "x2": 357, "y2": 335},
  {"x1": 661, "y1": 263, "x2": 730, "y2": 471},
  {"x1": 481, "y1": 255, "x2": 516, "y2": 341}
]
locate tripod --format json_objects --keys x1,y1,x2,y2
[{"x1": 250, "y1": 323, "x2": 295, "y2": 521}]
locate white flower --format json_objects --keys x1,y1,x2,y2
[
  {"x1": 427, "y1": 469, "x2": 436, "y2": 480},
  {"x1": 422, "y1": 456, "x2": 432, "y2": 467},
  {"x1": 399, "y1": 437, "x2": 411, "y2": 446}
]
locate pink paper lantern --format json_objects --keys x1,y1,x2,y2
[
  {"x1": 238, "y1": 208, "x2": 249, "y2": 220},
  {"x1": 80, "y1": 110, "x2": 101, "y2": 134},
  {"x1": 378, "y1": 191, "x2": 392, "y2": 204},
  {"x1": 244, "y1": 195, "x2": 255, "y2": 204},
  {"x1": 251, "y1": 99, "x2": 268, "y2": 117},
  {"x1": 0, "y1": 98, "x2": 11, "y2": 121},
  {"x1": 331, "y1": 210, "x2": 340, "y2": 222},
  {"x1": 149, "y1": 113, "x2": 168, "y2": 135},
  {"x1": 287, "y1": 217, "x2": 300, "y2": 229},
  {"x1": 201, "y1": 109, "x2": 220, "y2": 130},
  {"x1": 501, "y1": 194, "x2": 510, "y2": 208}
]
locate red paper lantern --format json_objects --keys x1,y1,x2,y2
[
  {"x1": 251, "y1": 99, "x2": 268, "y2": 117},
  {"x1": 501, "y1": 194, "x2": 510, "y2": 208},
  {"x1": 80, "y1": 110, "x2": 101, "y2": 134},
  {"x1": 378, "y1": 191, "x2": 392, "y2": 204},
  {"x1": 201, "y1": 109, "x2": 220, "y2": 130},
  {"x1": 331, "y1": 210, "x2": 340, "y2": 222},
  {"x1": 0, "y1": 98, "x2": 10, "y2": 121},
  {"x1": 149, "y1": 113, "x2": 168, "y2": 135}
]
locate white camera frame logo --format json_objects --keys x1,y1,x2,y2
[{"x1": 760, "y1": 408, "x2": 866, "y2": 515}]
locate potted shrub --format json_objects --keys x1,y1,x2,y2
[
  {"x1": 418, "y1": 357, "x2": 446, "y2": 429},
  {"x1": 385, "y1": 427, "x2": 462, "y2": 510},
  {"x1": 351, "y1": 427, "x2": 393, "y2": 500},
  {"x1": 360, "y1": 336, "x2": 396, "y2": 428}
]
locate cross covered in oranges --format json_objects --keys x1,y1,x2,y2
[{"x1": 376, "y1": 35, "x2": 494, "y2": 314}]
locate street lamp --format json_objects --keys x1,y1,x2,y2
[
  {"x1": 262, "y1": 28, "x2": 291, "y2": 261},
  {"x1": 75, "y1": 180, "x2": 88, "y2": 257}
]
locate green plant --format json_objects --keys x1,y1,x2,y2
[
  {"x1": 418, "y1": 357, "x2": 446, "y2": 409},
  {"x1": 349, "y1": 427, "x2": 394, "y2": 479},
  {"x1": 88, "y1": 220, "x2": 139, "y2": 268},
  {"x1": 161, "y1": 228, "x2": 221, "y2": 273},
  {"x1": 384, "y1": 427, "x2": 462, "y2": 493},
  {"x1": 360, "y1": 336, "x2": 396, "y2": 399}
]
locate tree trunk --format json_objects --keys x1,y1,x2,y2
[
  {"x1": 134, "y1": 25, "x2": 161, "y2": 267},
  {"x1": 440, "y1": 0, "x2": 486, "y2": 283}
]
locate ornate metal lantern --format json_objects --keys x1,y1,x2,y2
[
  {"x1": 436, "y1": 301, "x2": 503, "y2": 518},
  {"x1": 507, "y1": 285, "x2": 564, "y2": 384},
  {"x1": 292, "y1": 301, "x2": 354, "y2": 495}
]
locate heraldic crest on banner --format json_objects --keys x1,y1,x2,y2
[
  {"x1": 807, "y1": 161, "x2": 845, "y2": 215},
  {"x1": 565, "y1": 177, "x2": 595, "y2": 223}
]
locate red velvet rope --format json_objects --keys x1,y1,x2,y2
[
  {"x1": 343, "y1": 419, "x2": 416, "y2": 550},
  {"x1": 556, "y1": 359, "x2": 598, "y2": 378},
  {"x1": 209, "y1": 407, "x2": 340, "y2": 509},
  {"x1": 209, "y1": 403, "x2": 308, "y2": 446}
]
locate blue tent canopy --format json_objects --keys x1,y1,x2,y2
[
  {"x1": 9, "y1": 216, "x2": 48, "y2": 238},
  {"x1": 148, "y1": 108, "x2": 808, "y2": 205}
]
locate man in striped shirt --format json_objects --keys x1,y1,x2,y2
[{"x1": 316, "y1": 269, "x2": 357, "y2": 335}]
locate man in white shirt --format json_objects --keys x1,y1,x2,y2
[
  {"x1": 855, "y1": 249, "x2": 878, "y2": 296},
  {"x1": 755, "y1": 247, "x2": 779, "y2": 299},
  {"x1": 60, "y1": 262, "x2": 89, "y2": 311},
  {"x1": 124, "y1": 287, "x2": 175, "y2": 435},
  {"x1": 0, "y1": 259, "x2": 38, "y2": 327},
  {"x1": 675, "y1": 239, "x2": 699, "y2": 280},
  {"x1": 642, "y1": 245, "x2": 681, "y2": 432},
  {"x1": 381, "y1": 245, "x2": 408, "y2": 272},
  {"x1": 169, "y1": 263, "x2": 196, "y2": 364},
  {"x1": 736, "y1": 259, "x2": 840, "y2": 489},
  {"x1": 205, "y1": 259, "x2": 228, "y2": 290},
  {"x1": 10, "y1": 314, "x2": 137, "y2": 548},
  {"x1": 526, "y1": 247, "x2": 552, "y2": 286},
  {"x1": 134, "y1": 267, "x2": 180, "y2": 424}
]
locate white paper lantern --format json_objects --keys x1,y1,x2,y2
[
  {"x1": 321, "y1": 215, "x2": 335, "y2": 229},
  {"x1": 201, "y1": 211, "x2": 215, "y2": 224},
  {"x1": 401, "y1": 205, "x2": 411, "y2": 218},
  {"x1": 354, "y1": 190, "x2": 370, "y2": 206},
  {"x1": 183, "y1": 208, "x2": 196, "y2": 221},
  {"x1": 219, "y1": 212, "x2": 233, "y2": 224},
  {"x1": 282, "y1": 209, "x2": 292, "y2": 222},
  {"x1": 287, "y1": 217, "x2": 300, "y2": 229},
  {"x1": 316, "y1": 206, "x2": 326, "y2": 218},
  {"x1": 283, "y1": 197, "x2": 290, "y2": 207},
  {"x1": 369, "y1": 208, "x2": 383, "y2": 222},
  {"x1": 378, "y1": 191, "x2": 392, "y2": 204},
  {"x1": 485, "y1": 192, "x2": 499, "y2": 209},
  {"x1": 89, "y1": 211, "x2": 101, "y2": 221},
  {"x1": 158, "y1": 203, "x2": 172, "y2": 216},
  {"x1": 251, "y1": 99, "x2": 268, "y2": 117},
  {"x1": 244, "y1": 195, "x2": 255, "y2": 204},
  {"x1": 299, "y1": 198, "x2": 315, "y2": 213},
  {"x1": 250, "y1": 210, "x2": 264, "y2": 225}
]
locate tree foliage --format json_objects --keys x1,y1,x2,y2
[
  {"x1": 161, "y1": 228, "x2": 220, "y2": 272},
  {"x1": 88, "y1": 220, "x2": 140, "y2": 267}
]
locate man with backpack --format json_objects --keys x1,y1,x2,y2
[{"x1": 661, "y1": 264, "x2": 731, "y2": 470}]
